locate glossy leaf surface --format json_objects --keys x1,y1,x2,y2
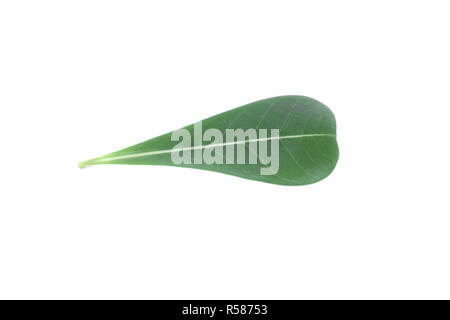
[{"x1": 79, "y1": 96, "x2": 339, "y2": 186}]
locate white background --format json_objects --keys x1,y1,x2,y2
[{"x1": 1, "y1": 1, "x2": 449, "y2": 299}]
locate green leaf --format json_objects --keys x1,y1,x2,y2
[{"x1": 79, "y1": 95, "x2": 339, "y2": 186}]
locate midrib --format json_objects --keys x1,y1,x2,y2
[{"x1": 94, "y1": 133, "x2": 335, "y2": 162}]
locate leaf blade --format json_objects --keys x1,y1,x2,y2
[{"x1": 80, "y1": 95, "x2": 339, "y2": 186}]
